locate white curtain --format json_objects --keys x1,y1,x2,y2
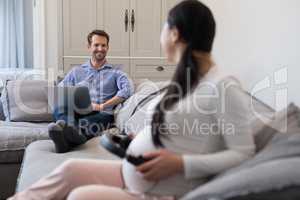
[{"x1": 0, "y1": 0, "x2": 31, "y2": 69}]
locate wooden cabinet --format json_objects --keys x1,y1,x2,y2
[{"x1": 63, "y1": 0, "x2": 162, "y2": 57}]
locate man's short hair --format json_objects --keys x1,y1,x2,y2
[{"x1": 87, "y1": 30, "x2": 110, "y2": 46}]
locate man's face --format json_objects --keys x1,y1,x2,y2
[{"x1": 88, "y1": 35, "x2": 109, "y2": 62}]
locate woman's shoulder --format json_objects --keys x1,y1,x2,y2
[
  {"x1": 183, "y1": 67, "x2": 247, "y2": 112},
  {"x1": 195, "y1": 66, "x2": 243, "y2": 92},
  {"x1": 206, "y1": 66, "x2": 240, "y2": 83}
]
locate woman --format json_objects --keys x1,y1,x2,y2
[{"x1": 9, "y1": 0, "x2": 255, "y2": 199}]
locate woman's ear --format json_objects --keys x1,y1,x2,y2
[{"x1": 170, "y1": 27, "x2": 180, "y2": 44}]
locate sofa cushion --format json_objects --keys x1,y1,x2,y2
[
  {"x1": 1, "y1": 80, "x2": 54, "y2": 122},
  {"x1": 227, "y1": 186, "x2": 300, "y2": 200},
  {"x1": 1, "y1": 82, "x2": 10, "y2": 120},
  {"x1": 16, "y1": 137, "x2": 119, "y2": 192},
  {"x1": 115, "y1": 80, "x2": 168, "y2": 134},
  {"x1": 181, "y1": 104, "x2": 300, "y2": 200},
  {"x1": 0, "y1": 121, "x2": 49, "y2": 163},
  {"x1": 182, "y1": 155, "x2": 300, "y2": 200}
]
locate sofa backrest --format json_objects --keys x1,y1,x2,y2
[{"x1": 114, "y1": 80, "x2": 169, "y2": 134}]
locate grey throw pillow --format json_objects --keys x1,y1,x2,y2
[
  {"x1": 1, "y1": 80, "x2": 54, "y2": 122},
  {"x1": 1, "y1": 80, "x2": 11, "y2": 120},
  {"x1": 0, "y1": 96, "x2": 5, "y2": 121},
  {"x1": 252, "y1": 103, "x2": 299, "y2": 152},
  {"x1": 115, "y1": 80, "x2": 168, "y2": 134}
]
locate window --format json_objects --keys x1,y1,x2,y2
[{"x1": 0, "y1": 0, "x2": 33, "y2": 69}]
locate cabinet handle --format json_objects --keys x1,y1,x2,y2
[
  {"x1": 156, "y1": 66, "x2": 165, "y2": 72},
  {"x1": 131, "y1": 9, "x2": 135, "y2": 32},
  {"x1": 125, "y1": 9, "x2": 129, "y2": 32}
]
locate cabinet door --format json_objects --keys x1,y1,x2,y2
[
  {"x1": 130, "y1": 0, "x2": 161, "y2": 57},
  {"x1": 63, "y1": 0, "x2": 97, "y2": 56},
  {"x1": 97, "y1": 0, "x2": 130, "y2": 57}
]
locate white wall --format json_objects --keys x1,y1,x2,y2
[{"x1": 202, "y1": 0, "x2": 300, "y2": 109}]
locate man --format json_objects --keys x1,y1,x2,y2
[{"x1": 49, "y1": 30, "x2": 133, "y2": 153}]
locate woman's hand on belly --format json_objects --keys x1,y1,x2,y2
[{"x1": 136, "y1": 149, "x2": 184, "y2": 182}]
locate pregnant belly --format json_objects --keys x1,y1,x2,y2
[
  {"x1": 121, "y1": 127, "x2": 205, "y2": 196},
  {"x1": 122, "y1": 159, "x2": 156, "y2": 193},
  {"x1": 122, "y1": 126, "x2": 157, "y2": 193}
]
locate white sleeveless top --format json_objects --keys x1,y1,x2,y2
[{"x1": 122, "y1": 67, "x2": 255, "y2": 197}]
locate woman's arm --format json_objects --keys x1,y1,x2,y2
[{"x1": 183, "y1": 84, "x2": 255, "y2": 179}]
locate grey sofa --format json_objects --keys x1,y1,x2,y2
[
  {"x1": 0, "y1": 79, "x2": 52, "y2": 199},
  {"x1": 0, "y1": 121, "x2": 49, "y2": 199},
  {"x1": 2, "y1": 79, "x2": 300, "y2": 199}
]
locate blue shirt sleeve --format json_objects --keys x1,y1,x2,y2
[
  {"x1": 115, "y1": 71, "x2": 134, "y2": 99},
  {"x1": 58, "y1": 68, "x2": 76, "y2": 86}
]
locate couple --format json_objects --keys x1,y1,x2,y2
[{"x1": 9, "y1": 0, "x2": 255, "y2": 199}]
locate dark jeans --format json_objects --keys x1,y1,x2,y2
[
  {"x1": 53, "y1": 106, "x2": 114, "y2": 142},
  {"x1": 75, "y1": 111, "x2": 114, "y2": 139}
]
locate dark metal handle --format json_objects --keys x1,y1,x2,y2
[
  {"x1": 131, "y1": 9, "x2": 135, "y2": 32},
  {"x1": 125, "y1": 9, "x2": 129, "y2": 32},
  {"x1": 156, "y1": 66, "x2": 164, "y2": 72}
]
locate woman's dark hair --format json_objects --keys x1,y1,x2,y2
[{"x1": 151, "y1": 0, "x2": 216, "y2": 146}]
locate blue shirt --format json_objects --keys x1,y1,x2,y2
[{"x1": 59, "y1": 59, "x2": 133, "y2": 114}]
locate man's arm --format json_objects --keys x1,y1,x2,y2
[
  {"x1": 93, "y1": 70, "x2": 133, "y2": 111},
  {"x1": 58, "y1": 68, "x2": 76, "y2": 86},
  {"x1": 92, "y1": 96, "x2": 125, "y2": 111}
]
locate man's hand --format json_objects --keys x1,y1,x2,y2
[
  {"x1": 92, "y1": 103, "x2": 105, "y2": 111},
  {"x1": 136, "y1": 149, "x2": 184, "y2": 182},
  {"x1": 91, "y1": 96, "x2": 125, "y2": 112},
  {"x1": 127, "y1": 132, "x2": 136, "y2": 139}
]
